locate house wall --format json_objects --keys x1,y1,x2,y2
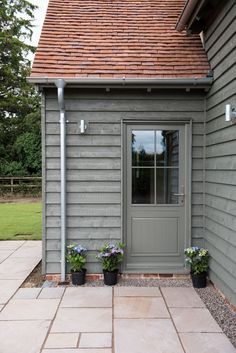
[
  {"x1": 204, "y1": 0, "x2": 236, "y2": 305},
  {"x1": 43, "y1": 89, "x2": 206, "y2": 274}
]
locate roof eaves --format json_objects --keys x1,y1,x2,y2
[
  {"x1": 176, "y1": 0, "x2": 207, "y2": 32},
  {"x1": 28, "y1": 77, "x2": 213, "y2": 90}
]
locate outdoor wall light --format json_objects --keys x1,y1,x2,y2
[
  {"x1": 79, "y1": 120, "x2": 88, "y2": 134},
  {"x1": 225, "y1": 104, "x2": 236, "y2": 123}
]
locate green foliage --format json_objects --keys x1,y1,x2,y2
[
  {"x1": 0, "y1": 0, "x2": 41, "y2": 176},
  {"x1": 185, "y1": 247, "x2": 210, "y2": 275},
  {"x1": 66, "y1": 244, "x2": 87, "y2": 272},
  {"x1": 97, "y1": 243, "x2": 125, "y2": 272}
]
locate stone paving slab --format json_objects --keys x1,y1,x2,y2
[
  {"x1": 114, "y1": 318, "x2": 184, "y2": 353},
  {"x1": 38, "y1": 287, "x2": 65, "y2": 299},
  {"x1": 0, "y1": 299, "x2": 60, "y2": 320},
  {"x1": 12, "y1": 242, "x2": 42, "y2": 258},
  {"x1": 161, "y1": 287, "x2": 205, "y2": 308},
  {"x1": 114, "y1": 286, "x2": 161, "y2": 297},
  {"x1": 0, "y1": 250, "x2": 13, "y2": 263},
  {"x1": 13, "y1": 288, "x2": 41, "y2": 299},
  {"x1": 45, "y1": 333, "x2": 79, "y2": 349},
  {"x1": 0, "y1": 320, "x2": 50, "y2": 353},
  {"x1": 61, "y1": 287, "x2": 112, "y2": 308},
  {"x1": 180, "y1": 333, "x2": 236, "y2": 353},
  {"x1": 42, "y1": 349, "x2": 112, "y2": 353},
  {"x1": 170, "y1": 308, "x2": 222, "y2": 333},
  {"x1": 0, "y1": 279, "x2": 22, "y2": 304},
  {"x1": 0, "y1": 255, "x2": 40, "y2": 280},
  {"x1": 79, "y1": 333, "x2": 112, "y2": 348},
  {"x1": 114, "y1": 296, "x2": 170, "y2": 318},
  {"x1": 51, "y1": 308, "x2": 112, "y2": 333},
  {"x1": 0, "y1": 241, "x2": 24, "y2": 250}
]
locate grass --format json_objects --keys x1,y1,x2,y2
[{"x1": 0, "y1": 202, "x2": 42, "y2": 240}]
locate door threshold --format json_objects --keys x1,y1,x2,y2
[{"x1": 121, "y1": 272, "x2": 190, "y2": 279}]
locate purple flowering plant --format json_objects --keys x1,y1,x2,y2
[
  {"x1": 184, "y1": 246, "x2": 210, "y2": 275},
  {"x1": 96, "y1": 243, "x2": 125, "y2": 272},
  {"x1": 66, "y1": 243, "x2": 87, "y2": 272}
]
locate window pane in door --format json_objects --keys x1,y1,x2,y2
[
  {"x1": 156, "y1": 130, "x2": 179, "y2": 166},
  {"x1": 132, "y1": 168, "x2": 154, "y2": 204},
  {"x1": 156, "y1": 168, "x2": 179, "y2": 204},
  {"x1": 132, "y1": 130, "x2": 155, "y2": 166}
]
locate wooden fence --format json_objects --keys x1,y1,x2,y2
[{"x1": 0, "y1": 177, "x2": 42, "y2": 195}]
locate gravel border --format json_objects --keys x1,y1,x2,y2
[{"x1": 196, "y1": 285, "x2": 236, "y2": 348}]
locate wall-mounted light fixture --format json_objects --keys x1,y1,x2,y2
[
  {"x1": 79, "y1": 120, "x2": 88, "y2": 134},
  {"x1": 225, "y1": 104, "x2": 236, "y2": 123}
]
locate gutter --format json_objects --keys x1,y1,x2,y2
[
  {"x1": 55, "y1": 79, "x2": 67, "y2": 283},
  {"x1": 28, "y1": 77, "x2": 213, "y2": 89}
]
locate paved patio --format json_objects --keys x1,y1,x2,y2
[
  {"x1": 0, "y1": 241, "x2": 41, "y2": 306},
  {"x1": 0, "y1": 283, "x2": 235, "y2": 352},
  {"x1": 0, "y1": 241, "x2": 235, "y2": 353}
]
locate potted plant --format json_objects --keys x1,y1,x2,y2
[
  {"x1": 97, "y1": 243, "x2": 125, "y2": 285},
  {"x1": 184, "y1": 246, "x2": 210, "y2": 288},
  {"x1": 66, "y1": 243, "x2": 87, "y2": 285}
]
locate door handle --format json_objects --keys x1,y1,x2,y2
[{"x1": 174, "y1": 186, "x2": 185, "y2": 205}]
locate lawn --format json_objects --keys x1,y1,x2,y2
[{"x1": 0, "y1": 202, "x2": 42, "y2": 240}]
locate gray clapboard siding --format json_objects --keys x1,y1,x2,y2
[
  {"x1": 204, "y1": 217, "x2": 236, "y2": 247},
  {"x1": 207, "y1": 64, "x2": 236, "y2": 97},
  {"x1": 205, "y1": 230, "x2": 236, "y2": 263},
  {"x1": 205, "y1": 170, "x2": 236, "y2": 186},
  {"x1": 46, "y1": 192, "x2": 121, "y2": 204},
  {"x1": 46, "y1": 122, "x2": 121, "y2": 135},
  {"x1": 47, "y1": 146, "x2": 121, "y2": 158},
  {"x1": 46, "y1": 98, "x2": 204, "y2": 112},
  {"x1": 43, "y1": 89, "x2": 205, "y2": 274},
  {"x1": 206, "y1": 125, "x2": 236, "y2": 146},
  {"x1": 46, "y1": 157, "x2": 121, "y2": 170},
  {"x1": 46, "y1": 227, "x2": 121, "y2": 240},
  {"x1": 46, "y1": 110, "x2": 205, "y2": 123},
  {"x1": 46, "y1": 216, "x2": 121, "y2": 228},
  {"x1": 205, "y1": 182, "x2": 236, "y2": 202},
  {"x1": 47, "y1": 169, "x2": 121, "y2": 181},
  {"x1": 206, "y1": 156, "x2": 236, "y2": 170},
  {"x1": 204, "y1": 0, "x2": 235, "y2": 41},
  {"x1": 46, "y1": 181, "x2": 121, "y2": 193},
  {"x1": 46, "y1": 204, "x2": 121, "y2": 217}
]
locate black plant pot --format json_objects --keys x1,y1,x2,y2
[
  {"x1": 103, "y1": 269, "x2": 119, "y2": 286},
  {"x1": 191, "y1": 271, "x2": 207, "y2": 288},
  {"x1": 71, "y1": 268, "x2": 86, "y2": 285}
]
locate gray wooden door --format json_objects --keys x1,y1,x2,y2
[{"x1": 125, "y1": 123, "x2": 188, "y2": 273}]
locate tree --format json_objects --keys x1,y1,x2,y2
[{"x1": 0, "y1": 0, "x2": 41, "y2": 176}]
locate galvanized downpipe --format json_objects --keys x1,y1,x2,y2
[{"x1": 55, "y1": 79, "x2": 66, "y2": 282}]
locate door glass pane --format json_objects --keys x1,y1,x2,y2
[
  {"x1": 156, "y1": 168, "x2": 179, "y2": 204},
  {"x1": 132, "y1": 130, "x2": 155, "y2": 166},
  {"x1": 132, "y1": 168, "x2": 154, "y2": 204},
  {"x1": 156, "y1": 130, "x2": 179, "y2": 166}
]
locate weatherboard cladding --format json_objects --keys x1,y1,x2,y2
[
  {"x1": 204, "y1": 0, "x2": 236, "y2": 306},
  {"x1": 43, "y1": 89, "x2": 205, "y2": 274},
  {"x1": 31, "y1": 0, "x2": 209, "y2": 79}
]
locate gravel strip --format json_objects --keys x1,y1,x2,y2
[{"x1": 196, "y1": 285, "x2": 236, "y2": 348}]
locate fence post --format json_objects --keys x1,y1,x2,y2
[{"x1": 11, "y1": 178, "x2": 14, "y2": 195}]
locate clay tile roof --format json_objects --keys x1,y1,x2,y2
[{"x1": 31, "y1": 0, "x2": 210, "y2": 79}]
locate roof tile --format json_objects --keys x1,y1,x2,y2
[{"x1": 31, "y1": 0, "x2": 210, "y2": 79}]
